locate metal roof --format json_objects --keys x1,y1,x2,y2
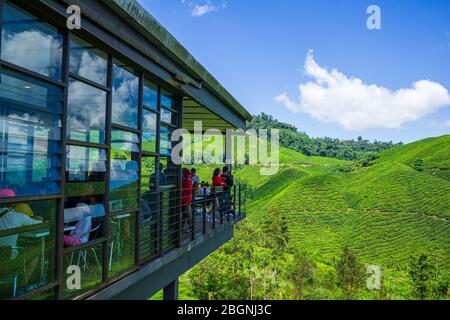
[{"x1": 104, "y1": 0, "x2": 252, "y2": 123}]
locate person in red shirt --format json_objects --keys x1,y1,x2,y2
[
  {"x1": 212, "y1": 168, "x2": 227, "y2": 189},
  {"x1": 182, "y1": 168, "x2": 193, "y2": 233},
  {"x1": 209, "y1": 168, "x2": 227, "y2": 221}
]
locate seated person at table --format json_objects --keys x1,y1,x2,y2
[
  {"x1": 12, "y1": 203, "x2": 44, "y2": 221},
  {"x1": 64, "y1": 203, "x2": 93, "y2": 247},
  {"x1": 0, "y1": 205, "x2": 43, "y2": 259}
]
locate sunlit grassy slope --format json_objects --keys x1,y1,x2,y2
[{"x1": 235, "y1": 136, "x2": 450, "y2": 269}]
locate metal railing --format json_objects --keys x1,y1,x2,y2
[{"x1": 139, "y1": 184, "x2": 247, "y2": 260}]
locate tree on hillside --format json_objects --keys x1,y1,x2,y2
[
  {"x1": 247, "y1": 113, "x2": 400, "y2": 161},
  {"x1": 289, "y1": 251, "x2": 316, "y2": 299},
  {"x1": 261, "y1": 208, "x2": 289, "y2": 252},
  {"x1": 408, "y1": 254, "x2": 449, "y2": 300},
  {"x1": 336, "y1": 247, "x2": 365, "y2": 299},
  {"x1": 412, "y1": 159, "x2": 424, "y2": 172}
]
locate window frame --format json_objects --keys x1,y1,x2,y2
[{"x1": 0, "y1": 0, "x2": 184, "y2": 300}]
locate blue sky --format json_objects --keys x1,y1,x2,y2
[{"x1": 138, "y1": 0, "x2": 450, "y2": 143}]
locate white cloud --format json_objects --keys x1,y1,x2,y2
[
  {"x1": 182, "y1": 0, "x2": 226, "y2": 17},
  {"x1": 275, "y1": 50, "x2": 450, "y2": 131},
  {"x1": 444, "y1": 120, "x2": 450, "y2": 128}
]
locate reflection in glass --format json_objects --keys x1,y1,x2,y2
[
  {"x1": 0, "y1": 69, "x2": 62, "y2": 197},
  {"x1": 142, "y1": 109, "x2": 157, "y2": 153},
  {"x1": 140, "y1": 157, "x2": 158, "y2": 261},
  {"x1": 160, "y1": 126, "x2": 173, "y2": 157},
  {"x1": 67, "y1": 80, "x2": 106, "y2": 144},
  {"x1": 140, "y1": 217, "x2": 159, "y2": 261},
  {"x1": 141, "y1": 157, "x2": 156, "y2": 194},
  {"x1": 69, "y1": 36, "x2": 108, "y2": 86},
  {"x1": 25, "y1": 289, "x2": 55, "y2": 300},
  {"x1": 161, "y1": 107, "x2": 176, "y2": 125},
  {"x1": 161, "y1": 189, "x2": 179, "y2": 252},
  {"x1": 65, "y1": 146, "x2": 106, "y2": 197},
  {"x1": 160, "y1": 157, "x2": 178, "y2": 186},
  {"x1": 1, "y1": 2, "x2": 62, "y2": 80},
  {"x1": 110, "y1": 130, "x2": 139, "y2": 213},
  {"x1": 0, "y1": 68, "x2": 62, "y2": 112},
  {"x1": 0, "y1": 200, "x2": 56, "y2": 299},
  {"x1": 62, "y1": 244, "x2": 102, "y2": 299},
  {"x1": 160, "y1": 90, "x2": 177, "y2": 125},
  {"x1": 63, "y1": 201, "x2": 105, "y2": 247},
  {"x1": 143, "y1": 80, "x2": 158, "y2": 110},
  {"x1": 64, "y1": 146, "x2": 106, "y2": 246},
  {"x1": 112, "y1": 62, "x2": 139, "y2": 129},
  {"x1": 160, "y1": 90, "x2": 175, "y2": 110},
  {"x1": 108, "y1": 213, "x2": 136, "y2": 278}
]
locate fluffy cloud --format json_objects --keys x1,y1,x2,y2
[
  {"x1": 182, "y1": 0, "x2": 226, "y2": 17},
  {"x1": 275, "y1": 50, "x2": 450, "y2": 131}
]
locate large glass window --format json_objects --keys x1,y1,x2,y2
[
  {"x1": 1, "y1": 1, "x2": 63, "y2": 80},
  {"x1": 64, "y1": 146, "x2": 106, "y2": 247},
  {"x1": 112, "y1": 62, "x2": 138, "y2": 129},
  {"x1": 69, "y1": 36, "x2": 108, "y2": 86},
  {"x1": 0, "y1": 1, "x2": 187, "y2": 298},
  {"x1": 141, "y1": 156, "x2": 156, "y2": 194},
  {"x1": 160, "y1": 90, "x2": 177, "y2": 125},
  {"x1": 65, "y1": 146, "x2": 106, "y2": 187},
  {"x1": 161, "y1": 188, "x2": 179, "y2": 252},
  {"x1": 160, "y1": 90, "x2": 176, "y2": 110},
  {"x1": 0, "y1": 69, "x2": 62, "y2": 197},
  {"x1": 140, "y1": 156, "x2": 158, "y2": 261},
  {"x1": 110, "y1": 130, "x2": 139, "y2": 213},
  {"x1": 142, "y1": 109, "x2": 157, "y2": 153},
  {"x1": 108, "y1": 212, "x2": 136, "y2": 278},
  {"x1": 67, "y1": 80, "x2": 107, "y2": 144},
  {"x1": 62, "y1": 243, "x2": 103, "y2": 299},
  {"x1": 0, "y1": 200, "x2": 57, "y2": 299},
  {"x1": 160, "y1": 125, "x2": 173, "y2": 157},
  {"x1": 143, "y1": 80, "x2": 158, "y2": 111},
  {"x1": 160, "y1": 157, "x2": 178, "y2": 186}
]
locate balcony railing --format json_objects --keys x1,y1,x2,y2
[{"x1": 140, "y1": 184, "x2": 247, "y2": 261}]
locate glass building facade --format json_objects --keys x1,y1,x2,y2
[{"x1": 0, "y1": 0, "x2": 185, "y2": 300}]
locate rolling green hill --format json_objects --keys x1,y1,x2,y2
[
  {"x1": 236, "y1": 135, "x2": 450, "y2": 269},
  {"x1": 176, "y1": 135, "x2": 449, "y2": 300}
]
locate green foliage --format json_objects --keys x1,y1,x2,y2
[
  {"x1": 171, "y1": 132, "x2": 450, "y2": 301},
  {"x1": 288, "y1": 251, "x2": 316, "y2": 299},
  {"x1": 408, "y1": 254, "x2": 449, "y2": 300},
  {"x1": 261, "y1": 209, "x2": 290, "y2": 252},
  {"x1": 412, "y1": 158, "x2": 425, "y2": 172},
  {"x1": 336, "y1": 247, "x2": 365, "y2": 299},
  {"x1": 248, "y1": 113, "x2": 401, "y2": 161}
]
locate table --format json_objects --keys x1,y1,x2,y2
[
  {"x1": 22, "y1": 225, "x2": 75, "y2": 286},
  {"x1": 109, "y1": 213, "x2": 131, "y2": 270}
]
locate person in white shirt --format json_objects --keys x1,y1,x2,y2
[
  {"x1": 64, "y1": 203, "x2": 93, "y2": 247},
  {"x1": 0, "y1": 207, "x2": 42, "y2": 259}
]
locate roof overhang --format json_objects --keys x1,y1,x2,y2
[
  {"x1": 183, "y1": 98, "x2": 238, "y2": 132},
  {"x1": 39, "y1": 0, "x2": 252, "y2": 129},
  {"x1": 101, "y1": 0, "x2": 252, "y2": 128}
]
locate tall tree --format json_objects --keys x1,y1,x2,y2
[{"x1": 336, "y1": 247, "x2": 365, "y2": 299}]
